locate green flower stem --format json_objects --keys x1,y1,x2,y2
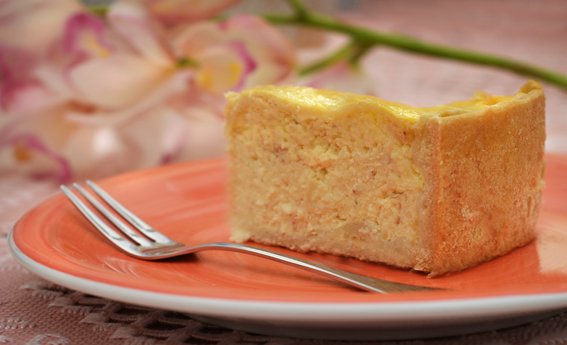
[
  {"x1": 299, "y1": 40, "x2": 373, "y2": 76},
  {"x1": 176, "y1": 56, "x2": 199, "y2": 69},
  {"x1": 265, "y1": 9, "x2": 567, "y2": 90},
  {"x1": 287, "y1": 0, "x2": 309, "y2": 19},
  {"x1": 89, "y1": 5, "x2": 108, "y2": 17},
  {"x1": 300, "y1": 41, "x2": 358, "y2": 76}
]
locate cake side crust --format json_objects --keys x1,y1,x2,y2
[{"x1": 424, "y1": 82, "x2": 545, "y2": 275}]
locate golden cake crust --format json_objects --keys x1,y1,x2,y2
[{"x1": 421, "y1": 82, "x2": 545, "y2": 274}]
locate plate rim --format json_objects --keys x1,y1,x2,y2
[{"x1": 9, "y1": 228, "x2": 567, "y2": 324}]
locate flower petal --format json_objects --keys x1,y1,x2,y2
[
  {"x1": 68, "y1": 53, "x2": 167, "y2": 109},
  {"x1": 33, "y1": 64, "x2": 77, "y2": 103},
  {"x1": 66, "y1": 69, "x2": 191, "y2": 126},
  {"x1": 107, "y1": 0, "x2": 172, "y2": 65},
  {"x1": 195, "y1": 42, "x2": 256, "y2": 93},
  {"x1": 0, "y1": 81, "x2": 58, "y2": 114},
  {"x1": 117, "y1": 107, "x2": 178, "y2": 168},
  {"x1": 62, "y1": 13, "x2": 114, "y2": 62},
  {"x1": 220, "y1": 15, "x2": 296, "y2": 86},
  {"x1": 174, "y1": 106, "x2": 226, "y2": 161},
  {"x1": 0, "y1": 0, "x2": 82, "y2": 56},
  {"x1": 0, "y1": 132, "x2": 72, "y2": 183},
  {"x1": 61, "y1": 125, "x2": 143, "y2": 179},
  {"x1": 172, "y1": 15, "x2": 296, "y2": 90},
  {"x1": 228, "y1": 41, "x2": 257, "y2": 90},
  {"x1": 145, "y1": 0, "x2": 240, "y2": 26},
  {"x1": 0, "y1": 45, "x2": 37, "y2": 84},
  {"x1": 172, "y1": 21, "x2": 227, "y2": 56}
]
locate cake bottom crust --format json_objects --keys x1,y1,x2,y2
[{"x1": 231, "y1": 225, "x2": 536, "y2": 277}]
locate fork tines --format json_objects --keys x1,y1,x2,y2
[{"x1": 60, "y1": 181, "x2": 173, "y2": 255}]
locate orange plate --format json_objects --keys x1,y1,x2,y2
[{"x1": 8, "y1": 154, "x2": 567, "y2": 340}]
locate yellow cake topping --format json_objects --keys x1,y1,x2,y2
[{"x1": 227, "y1": 81, "x2": 538, "y2": 125}]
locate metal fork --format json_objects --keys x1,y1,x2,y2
[{"x1": 60, "y1": 180, "x2": 440, "y2": 294}]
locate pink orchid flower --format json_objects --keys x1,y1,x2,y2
[
  {"x1": 0, "y1": 1, "x2": 180, "y2": 181},
  {"x1": 62, "y1": 2, "x2": 175, "y2": 111},
  {"x1": 0, "y1": 0, "x2": 297, "y2": 182},
  {"x1": 173, "y1": 15, "x2": 295, "y2": 104}
]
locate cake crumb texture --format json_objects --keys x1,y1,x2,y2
[{"x1": 225, "y1": 82, "x2": 545, "y2": 275}]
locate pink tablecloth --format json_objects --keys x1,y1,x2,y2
[{"x1": 2, "y1": 0, "x2": 567, "y2": 343}]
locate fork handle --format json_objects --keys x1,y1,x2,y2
[{"x1": 183, "y1": 242, "x2": 438, "y2": 294}]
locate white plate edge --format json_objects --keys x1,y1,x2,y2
[{"x1": 9, "y1": 228, "x2": 567, "y2": 324}]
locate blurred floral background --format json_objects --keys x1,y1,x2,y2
[{"x1": 1, "y1": 0, "x2": 566, "y2": 183}]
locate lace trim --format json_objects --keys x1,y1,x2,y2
[
  {"x1": 21, "y1": 280, "x2": 289, "y2": 344},
  {"x1": 20, "y1": 278, "x2": 567, "y2": 344}
]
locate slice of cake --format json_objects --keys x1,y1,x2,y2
[{"x1": 224, "y1": 81, "x2": 545, "y2": 276}]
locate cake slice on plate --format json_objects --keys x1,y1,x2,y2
[{"x1": 225, "y1": 81, "x2": 545, "y2": 276}]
